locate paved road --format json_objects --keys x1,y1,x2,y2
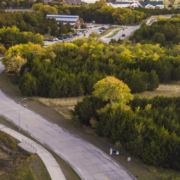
[
  {"x1": 0, "y1": 61, "x2": 135, "y2": 180},
  {"x1": 0, "y1": 124, "x2": 66, "y2": 180},
  {"x1": 101, "y1": 15, "x2": 172, "y2": 43}
]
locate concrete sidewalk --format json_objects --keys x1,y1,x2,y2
[{"x1": 0, "y1": 124, "x2": 66, "y2": 180}]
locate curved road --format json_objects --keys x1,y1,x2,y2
[
  {"x1": 101, "y1": 15, "x2": 172, "y2": 43},
  {"x1": 0, "y1": 61, "x2": 135, "y2": 180}
]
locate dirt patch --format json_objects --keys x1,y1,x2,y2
[
  {"x1": 137, "y1": 84, "x2": 180, "y2": 98},
  {"x1": 34, "y1": 97, "x2": 83, "y2": 120}
]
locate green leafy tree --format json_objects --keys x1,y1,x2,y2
[
  {"x1": 147, "y1": 70, "x2": 159, "y2": 91},
  {"x1": 93, "y1": 76, "x2": 133, "y2": 109}
]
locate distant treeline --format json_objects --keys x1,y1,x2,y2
[
  {"x1": 3, "y1": 39, "x2": 180, "y2": 97},
  {"x1": 0, "y1": 7, "x2": 73, "y2": 38},
  {"x1": 0, "y1": 11, "x2": 58, "y2": 35},
  {"x1": 48, "y1": 3, "x2": 180, "y2": 25},
  {"x1": 130, "y1": 15, "x2": 180, "y2": 48},
  {"x1": 72, "y1": 95, "x2": 180, "y2": 170}
]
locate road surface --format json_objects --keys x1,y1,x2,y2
[{"x1": 0, "y1": 61, "x2": 135, "y2": 180}]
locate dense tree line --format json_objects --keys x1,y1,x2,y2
[
  {"x1": 72, "y1": 95, "x2": 180, "y2": 170},
  {"x1": 0, "y1": 0, "x2": 44, "y2": 9},
  {"x1": 48, "y1": 1, "x2": 146, "y2": 25},
  {"x1": 0, "y1": 5, "x2": 74, "y2": 36},
  {"x1": 3, "y1": 39, "x2": 180, "y2": 97},
  {"x1": 0, "y1": 10, "x2": 58, "y2": 35},
  {"x1": 0, "y1": 26, "x2": 43, "y2": 48},
  {"x1": 47, "y1": 2, "x2": 180, "y2": 25},
  {"x1": 130, "y1": 15, "x2": 180, "y2": 47}
]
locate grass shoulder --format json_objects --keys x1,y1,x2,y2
[
  {"x1": 106, "y1": 29, "x2": 121, "y2": 38},
  {"x1": 0, "y1": 129, "x2": 51, "y2": 180},
  {"x1": 100, "y1": 27, "x2": 121, "y2": 37}
]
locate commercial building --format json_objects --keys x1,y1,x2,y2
[
  {"x1": 47, "y1": 14, "x2": 81, "y2": 27},
  {"x1": 107, "y1": 1, "x2": 164, "y2": 9},
  {"x1": 138, "y1": 1, "x2": 165, "y2": 9}
]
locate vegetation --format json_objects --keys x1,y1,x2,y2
[
  {"x1": 5, "y1": 39, "x2": 179, "y2": 97},
  {"x1": 0, "y1": 26, "x2": 43, "y2": 48},
  {"x1": 72, "y1": 93, "x2": 180, "y2": 171},
  {"x1": 130, "y1": 15, "x2": 180, "y2": 48},
  {"x1": 0, "y1": 130, "x2": 51, "y2": 180},
  {"x1": 0, "y1": 5, "x2": 74, "y2": 37},
  {"x1": 4, "y1": 38, "x2": 180, "y2": 97},
  {"x1": 106, "y1": 29, "x2": 121, "y2": 38}
]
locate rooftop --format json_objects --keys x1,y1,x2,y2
[
  {"x1": 56, "y1": 18, "x2": 78, "y2": 22},
  {"x1": 139, "y1": 1, "x2": 164, "y2": 6},
  {"x1": 47, "y1": 14, "x2": 79, "y2": 18}
]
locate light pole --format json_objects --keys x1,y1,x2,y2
[{"x1": 19, "y1": 98, "x2": 27, "y2": 131}]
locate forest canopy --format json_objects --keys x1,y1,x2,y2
[
  {"x1": 130, "y1": 15, "x2": 180, "y2": 48},
  {"x1": 72, "y1": 95, "x2": 180, "y2": 170},
  {"x1": 3, "y1": 39, "x2": 180, "y2": 97}
]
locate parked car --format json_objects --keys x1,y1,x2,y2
[
  {"x1": 72, "y1": 33, "x2": 78, "y2": 36},
  {"x1": 122, "y1": 34, "x2": 126, "y2": 37},
  {"x1": 53, "y1": 38, "x2": 59, "y2": 41},
  {"x1": 63, "y1": 36, "x2": 67, "y2": 39},
  {"x1": 77, "y1": 32, "x2": 82, "y2": 36},
  {"x1": 47, "y1": 39, "x2": 53, "y2": 41},
  {"x1": 67, "y1": 35, "x2": 73, "y2": 38},
  {"x1": 95, "y1": 31, "x2": 101, "y2": 34},
  {"x1": 58, "y1": 37, "x2": 63, "y2": 40}
]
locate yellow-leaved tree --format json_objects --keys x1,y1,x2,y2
[{"x1": 93, "y1": 76, "x2": 133, "y2": 109}]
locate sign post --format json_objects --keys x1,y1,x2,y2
[{"x1": 127, "y1": 157, "x2": 131, "y2": 168}]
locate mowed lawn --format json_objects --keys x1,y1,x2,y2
[{"x1": 1, "y1": 70, "x2": 180, "y2": 180}]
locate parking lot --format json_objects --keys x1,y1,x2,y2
[{"x1": 44, "y1": 24, "x2": 120, "y2": 46}]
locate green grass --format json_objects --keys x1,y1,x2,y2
[
  {"x1": 106, "y1": 29, "x2": 121, "y2": 38},
  {"x1": 100, "y1": 27, "x2": 120, "y2": 37},
  {"x1": 1, "y1": 70, "x2": 180, "y2": 180},
  {"x1": 0, "y1": 129, "x2": 51, "y2": 180}
]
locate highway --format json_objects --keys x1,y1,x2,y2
[{"x1": 0, "y1": 60, "x2": 135, "y2": 180}]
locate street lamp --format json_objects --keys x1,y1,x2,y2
[{"x1": 19, "y1": 98, "x2": 27, "y2": 131}]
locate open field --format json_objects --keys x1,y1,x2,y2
[
  {"x1": 137, "y1": 84, "x2": 180, "y2": 98},
  {"x1": 1, "y1": 70, "x2": 180, "y2": 179}
]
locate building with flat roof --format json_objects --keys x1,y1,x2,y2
[{"x1": 47, "y1": 14, "x2": 81, "y2": 27}]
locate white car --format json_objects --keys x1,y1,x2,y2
[
  {"x1": 94, "y1": 31, "x2": 101, "y2": 34},
  {"x1": 53, "y1": 38, "x2": 59, "y2": 41}
]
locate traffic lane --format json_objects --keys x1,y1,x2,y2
[
  {"x1": 0, "y1": 60, "x2": 5, "y2": 73},
  {"x1": 0, "y1": 89, "x2": 135, "y2": 180}
]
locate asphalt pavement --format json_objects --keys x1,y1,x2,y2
[{"x1": 0, "y1": 61, "x2": 135, "y2": 180}]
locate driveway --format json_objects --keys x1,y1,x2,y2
[{"x1": 0, "y1": 61, "x2": 135, "y2": 180}]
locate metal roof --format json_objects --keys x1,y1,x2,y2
[
  {"x1": 47, "y1": 14, "x2": 79, "y2": 18},
  {"x1": 111, "y1": 2, "x2": 130, "y2": 4},
  {"x1": 139, "y1": 1, "x2": 164, "y2": 6},
  {"x1": 56, "y1": 18, "x2": 78, "y2": 22}
]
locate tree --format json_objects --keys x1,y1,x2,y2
[
  {"x1": 93, "y1": 76, "x2": 133, "y2": 109},
  {"x1": 31, "y1": 3, "x2": 43, "y2": 12},
  {"x1": 147, "y1": 70, "x2": 159, "y2": 91}
]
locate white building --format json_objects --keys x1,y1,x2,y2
[
  {"x1": 107, "y1": 1, "x2": 139, "y2": 8},
  {"x1": 47, "y1": 14, "x2": 81, "y2": 27}
]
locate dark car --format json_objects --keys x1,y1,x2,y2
[
  {"x1": 67, "y1": 35, "x2": 73, "y2": 38},
  {"x1": 72, "y1": 33, "x2": 78, "y2": 36},
  {"x1": 122, "y1": 34, "x2": 126, "y2": 37},
  {"x1": 47, "y1": 38, "x2": 53, "y2": 41},
  {"x1": 63, "y1": 36, "x2": 67, "y2": 39},
  {"x1": 58, "y1": 37, "x2": 63, "y2": 40},
  {"x1": 101, "y1": 27, "x2": 105, "y2": 30}
]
